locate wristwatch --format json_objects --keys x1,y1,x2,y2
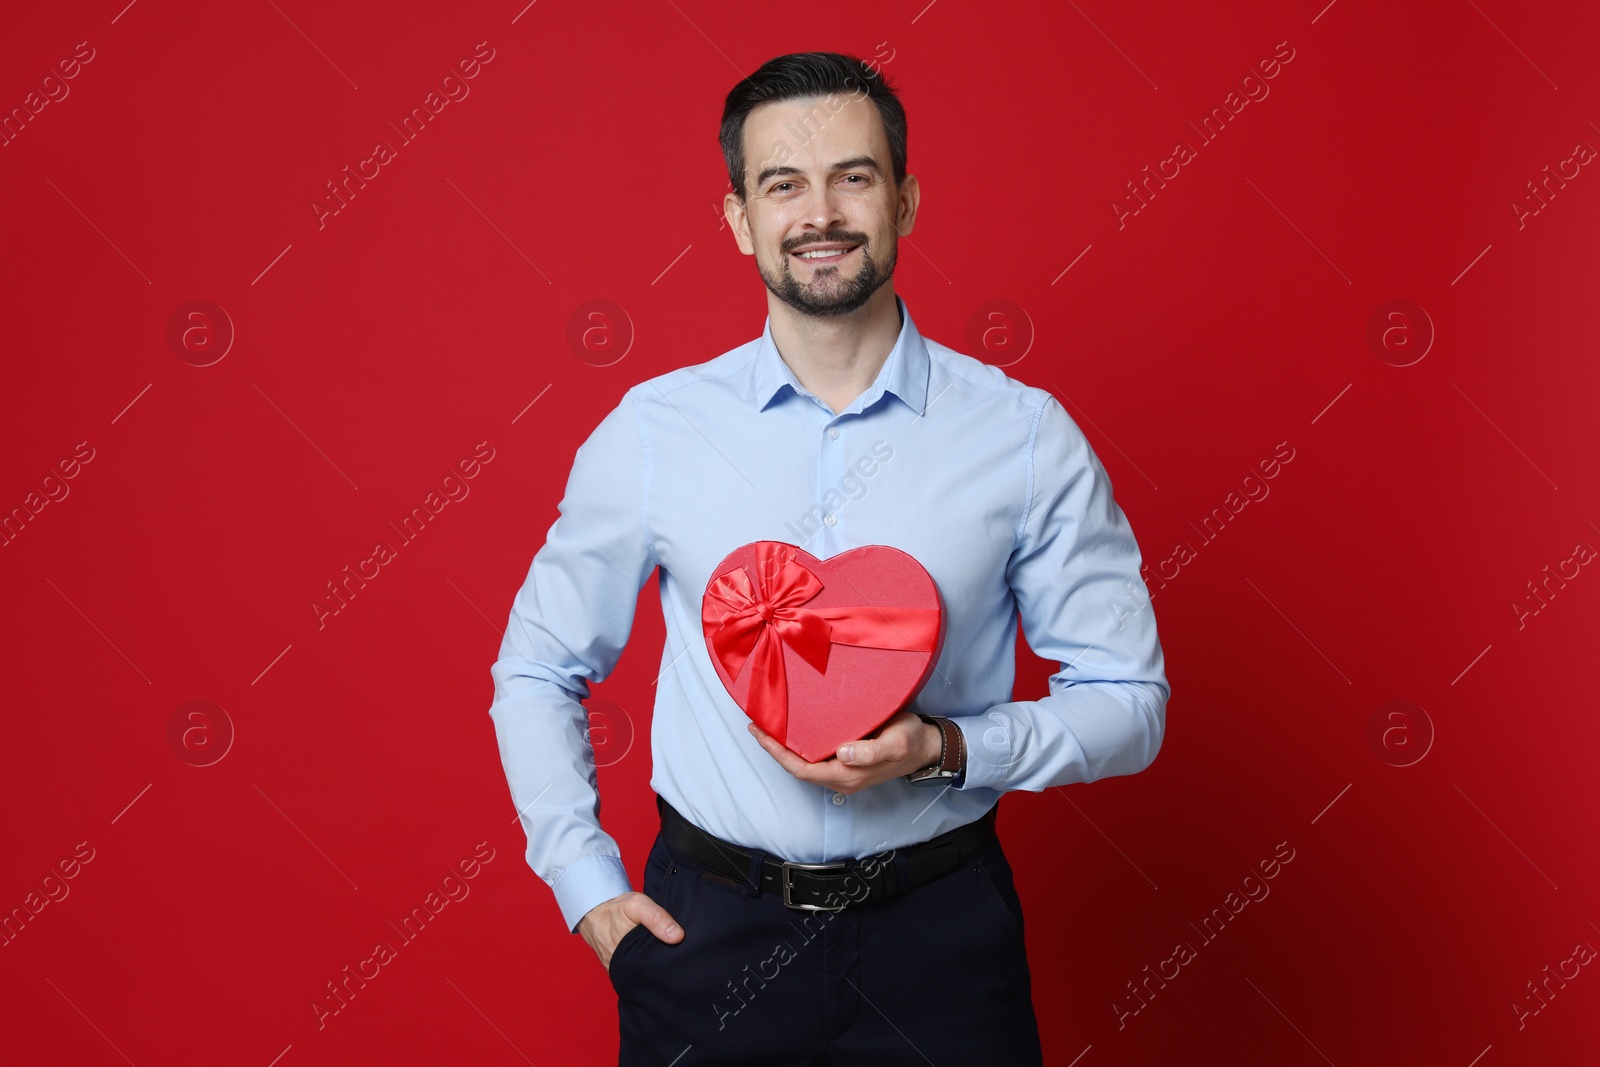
[{"x1": 905, "y1": 714, "x2": 964, "y2": 785}]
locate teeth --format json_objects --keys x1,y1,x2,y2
[{"x1": 798, "y1": 247, "x2": 853, "y2": 259}]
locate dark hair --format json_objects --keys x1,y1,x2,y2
[{"x1": 720, "y1": 51, "x2": 907, "y2": 202}]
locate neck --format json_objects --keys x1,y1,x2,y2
[{"x1": 767, "y1": 287, "x2": 902, "y2": 416}]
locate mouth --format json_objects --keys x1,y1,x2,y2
[{"x1": 790, "y1": 243, "x2": 860, "y2": 265}]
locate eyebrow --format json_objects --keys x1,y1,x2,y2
[{"x1": 754, "y1": 156, "x2": 883, "y2": 190}]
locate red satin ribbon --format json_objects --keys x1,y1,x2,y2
[{"x1": 702, "y1": 541, "x2": 940, "y2": 745}]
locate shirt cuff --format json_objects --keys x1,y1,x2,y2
[
  {"x1": 953, "y1": 716, "x2": 997, "y2": 790},
  {"x1": 552, "y1": 853, "x2": 632, "y2": 934}
]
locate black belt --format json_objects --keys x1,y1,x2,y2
[{"x1": 656, "y1": 794, "x2": 998, "y2": 912}]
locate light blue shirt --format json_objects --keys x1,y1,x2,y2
[{"x1": 488, "y1": 295, "x2": 1169, "y2": 933}]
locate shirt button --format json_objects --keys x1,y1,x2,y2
[
  {"x1": 831, "y1": 792, "x2": 846, "y2": 805},
  {"x1": 823, "y1": 512, "x2": 837, "y2": 526},
  {"x1": 827, "y1": 427, "x2": 840, "y2": 440}
]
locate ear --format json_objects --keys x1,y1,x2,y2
[
  {"x1": 724, "y1": 191, "x2": 755, "y2": 255},
  {"x1": 895, "y1": 173, "x2": 921, "y2": 239}
]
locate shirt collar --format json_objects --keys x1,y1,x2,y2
[{"x1": 749, "y1": 294, "x2": 929, "y2": 417}]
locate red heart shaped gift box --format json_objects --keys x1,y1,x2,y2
[{"x1": 701, "y1": 540, "x2": 945, "y2": 763}]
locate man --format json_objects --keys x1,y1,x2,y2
[{"x1": 488, "y1": 51, "x2": 1168, "y2": 1065}]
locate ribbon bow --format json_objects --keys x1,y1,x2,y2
[{"x1": 702, "y1": 541, "x2": 940, "y2": 745}]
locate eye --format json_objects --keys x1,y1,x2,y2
[{"x1": 842, "y1": 174, "x2": 867, "y2": 185}]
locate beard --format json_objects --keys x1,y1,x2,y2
[{"x1": 758, "y1": 233, "x2": 896, "y2": 318}]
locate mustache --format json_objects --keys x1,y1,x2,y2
[{"x1": 784, "y1": 233, "x2": 870, "y2": 253}]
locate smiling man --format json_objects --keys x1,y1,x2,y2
[{"x1": 488, "y1": 51, "x2": 1169, "y2": 1066}]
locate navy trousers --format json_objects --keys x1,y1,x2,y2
[{"x1": 607, "y1": 802, "x2": 1045, "y2": 1066}]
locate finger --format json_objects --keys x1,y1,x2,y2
[
  {"x1": 841, "y1": 712, "x2": 922, "y2": 765},
  {"x1": 747, "y1": 722, "x2": 779, "y2": 755},
  {"x1": 840, "y1": 738, "x2": 880, "y2": 764},
  {"x1": 627, "y1": 893, "x2": 685, "y2": 942},
  {"x1": 840, "y1": 738, "x2": 904, "y2": 766},
  {"x1": 654, "y1": 907, "x2": 684, "y2": 942},
  {"x1": 750, "y1": 726, "x2": 817, "y2": 776}
]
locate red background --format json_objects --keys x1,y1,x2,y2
[{"x1": 3, "y1": 2, "x2": 1597, "y2": 1064}]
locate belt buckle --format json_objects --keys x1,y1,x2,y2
[{"x1": 780, "y1": 860, "x2": 851, "y2": 911}]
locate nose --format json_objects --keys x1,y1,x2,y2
[{"x1": 800, "y1": 181, "x2": 846, "y2": 234}]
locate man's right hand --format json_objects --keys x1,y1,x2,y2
[{"x1": 578, "y1": 891, "x2": 684, "y2": 970}]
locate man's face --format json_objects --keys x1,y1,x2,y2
[{"x1": 725, "y1": 94, "x2": 918, "y2": 319}]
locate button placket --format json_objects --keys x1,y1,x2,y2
[{"x1": 813, "y1": 415, "x2": 846, "y2": 551}]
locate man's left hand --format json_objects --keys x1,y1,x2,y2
[{"x1": 747, "y1": 709, "x2": 940, "y2": 794}]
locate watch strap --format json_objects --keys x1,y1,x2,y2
[{"x1": 906, "y1": 714, "x2": 963, "y2": 783}]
